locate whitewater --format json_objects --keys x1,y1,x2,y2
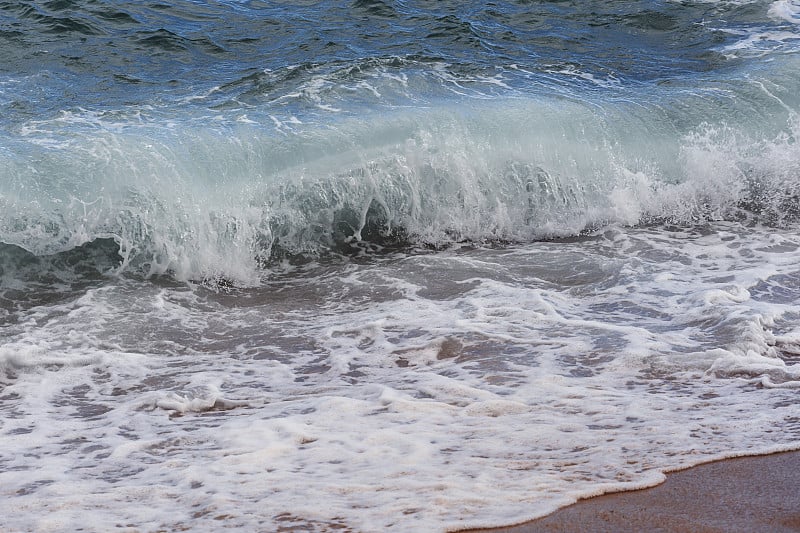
[{"x1": 1, "y1": 0, "x2": 800, "y2": 531}]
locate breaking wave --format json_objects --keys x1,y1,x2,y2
[{"x1": 2, "y1": 82, "x2": 799, "y2": 286}]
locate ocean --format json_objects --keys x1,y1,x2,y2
[{"x1": 1, "y1": 0, "x2": 800, "y2": 531}]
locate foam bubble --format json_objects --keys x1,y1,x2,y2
[
  {"x1": 2, "y1": 222, "x2": 800, "y2": 531},
  {"x1": 769, "y1": 0, "x2": 800, "y2": 24}
]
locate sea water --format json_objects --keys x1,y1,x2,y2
[{"x1": 1, "y1": 1, "x2": 800, "y2": 531}]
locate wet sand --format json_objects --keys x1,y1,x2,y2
[{"x1": 461, "y1": 450, "x2": 800, "y2": 533}]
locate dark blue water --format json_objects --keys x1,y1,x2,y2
[
  {"x1": 0, "y1": 1, "x2": 762, "y2": 108},
  {"x1": 1, "y1": 0, "x2": 797, "y2": 123}
]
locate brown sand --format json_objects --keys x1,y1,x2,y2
[{"x1": 461, "y1": 450, "x2": 800, "y2": 533}]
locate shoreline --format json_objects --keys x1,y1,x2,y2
[{"x1": 458, "y1": 450, "x2": 800, "y2": 533}]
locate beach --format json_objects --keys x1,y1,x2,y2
[{"x1": 462, "y1": 450, "x2": 800, "y2": 533}]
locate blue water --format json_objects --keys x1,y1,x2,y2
[
  {"x1": 2, "y1": 2, "x2": 800, "y2": 531},
  {"x1": 2, "y1": 0, "x2": 799, "y2": 282}
]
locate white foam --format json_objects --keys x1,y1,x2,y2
[
  {"x1": 2, "y1": 222, "x2": 800, "y2": 531},
  {"x1": 718, "y1": 0, "x2": 800, "y2": 56},
  {"x1": 769, "y1": 0, "x2": 800, "y2": 24},
  {"x1": 546, "y1": 65, "x2": 622, "y2": 88}
]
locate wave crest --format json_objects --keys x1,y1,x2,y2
[{"x1": 2, "y1": 98, "x2": 799, "y2": 286}]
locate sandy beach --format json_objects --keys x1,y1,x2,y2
[{"x1": 461, "y1": 450, "x2": 800, "y2": 533}]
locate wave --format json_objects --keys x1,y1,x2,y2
[{"x1": 2, "y1": 81, "x2": 799, "y2": 286}]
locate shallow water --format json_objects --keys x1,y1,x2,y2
[{"x1": 3, "y1": 223, "x2": 800, "y2": 531}]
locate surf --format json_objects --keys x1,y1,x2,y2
[{"x1": 2, "y1": 80, "x2": 798, "y2": 285}]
